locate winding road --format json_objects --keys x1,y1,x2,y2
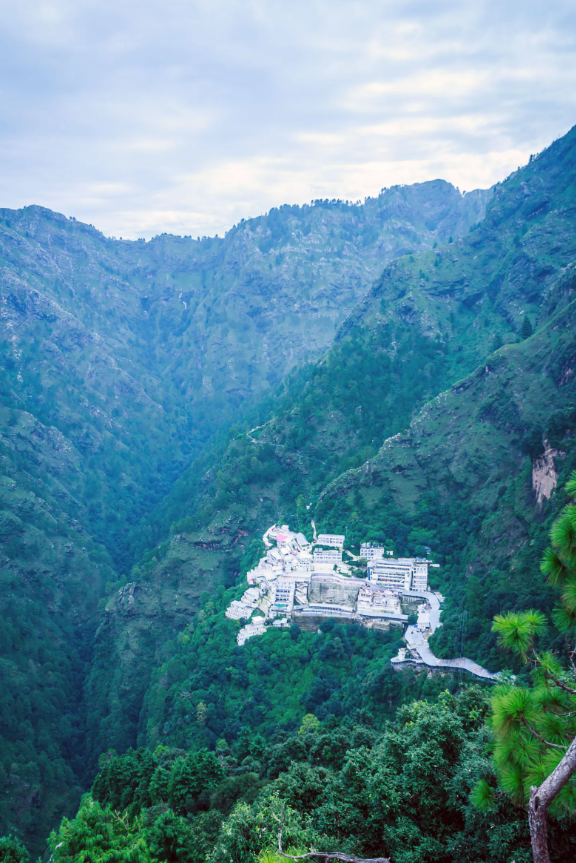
[{"x1": 392, "y1": 589, "x2": 498, "y2": 682}]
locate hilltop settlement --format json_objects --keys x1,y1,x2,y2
[{"x1": 225, "y1": 524, "x2": 496, "y2": 681}]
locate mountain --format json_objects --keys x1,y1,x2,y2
[
  {"x1": 4, "y1": 121, "x2": 576, "y2": 857},
  {"x1": 0, "y1": 180, "x2": 489, "y2": 853},
  {"x1": 0, "y1": 181, "x2": 489, "y2": 571},
  {"x1": 85, "y1": 125, "x2": 576, "y2": 777}
]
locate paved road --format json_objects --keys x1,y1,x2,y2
[
  {"x1": 401, "y1": 589, "x2": 442, "y2": 632},
  {"x1": 393, "y1": 589, "x2": 498, "y2": 682}
]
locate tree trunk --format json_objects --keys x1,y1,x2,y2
[
  {"x1": 527, "y1": 734, "x2": 576, "y2": 863},
  {"x1": 528, "y1": 786, "x2": 551, "y2": 863}
]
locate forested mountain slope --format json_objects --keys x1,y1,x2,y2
[
  {"x1": 0, "y1": 182, "x2": 487, "y2": 570},
  {"x1": 86, "y1": 125, "x2": 576, "y2": 776},
  {"x1": 318, "y1": 271, "x2": 576, "y2": 668},
  {"x1": 0, "y1": 182, "x2": 488, "y2": 854},
  {"x1": 0, "y1": 408, "x2": 114, "y2": 848},
  {"x1": 43, "y1": 689, "x2": 576, "y2": 863}
]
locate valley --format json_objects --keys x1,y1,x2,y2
[
  {"x1": 0, "y1": 179, "x2": 489, "y2": 853},
  {"x1": 1, "y1": 125, "x2": 576, "y2": 860}
]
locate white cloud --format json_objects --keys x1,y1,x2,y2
[{"x1": 0, "y1": 0, "x2": 574, "y2": 237}]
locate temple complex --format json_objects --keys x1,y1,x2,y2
[{"x1": 228, "y1": 523, "x2": 436, "y2": 645}]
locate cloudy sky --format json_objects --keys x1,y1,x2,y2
[{"x1": 0, "y1": 0, "x2": 575, "y2": 239}]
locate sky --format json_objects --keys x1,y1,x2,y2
[{"x1": 0, "y1": 0, "x2": 575, "y2": 240}]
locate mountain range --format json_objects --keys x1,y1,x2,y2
[{"x1": 1, "y1": 126, "x2": 576, "y2": 857}]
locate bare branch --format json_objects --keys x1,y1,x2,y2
[
  {"x1": 568, "y1": 644, "x2": 576, "y2": 678},
  {"x1": 278, "y1": 849, "x2": 391, "y2": 863},
  {"x1": 533, "y1": 654, "x2": 576, "y2": 697},
  {"x1": 546, "y1": 674, "x2": 576, "y2": 698},
  {"x1": 521, "y1": 718, "x2": 565, "y2": 750}
]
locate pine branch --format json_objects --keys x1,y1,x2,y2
[
  {"x1": 520, "y1": 718, "x2": 565, "y2": 750},
  {"x1": 532, "y1": 650, "x2": 576, "y2": 698}
]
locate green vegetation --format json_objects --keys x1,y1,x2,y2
[
  {"x1": 41, "y1": 689, "x2": 576, "y2": 862},
  {"x1": 0, "y1": 182, "x2": 483, "y2": 853},
  {"x1": 141, "y1": 590, "x2": 420, "y2": 750},
  {"x1": 3, "y1": 125, "x2": 576, "y2": 859},
  {"x1": 478, "y1": 470, "x2": 576, "y2": 861},
  {"x1": 319, "y1": 306, "x2": 576, "y2": 675},
  {"x1": 0, "y1": 836, "x2": 28, "y2": 863},
  {"x1": 82, "y1": 126, "x2": 576, "y2": 854}
]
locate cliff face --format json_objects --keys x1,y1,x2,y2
[{"x1": 85, "y1": 127, "x2": 576, "y2": 766}]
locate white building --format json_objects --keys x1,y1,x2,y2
[
  {"x1": 272, "y1": 579, "x2": 296, "y2": 612},
  {"x1": 317, "y1": 533, "x2": 345, "y2": 548},
  {"x1": 313, "y1": 548, "x2": 342, "y2": 565},
  {"x1": 294, "y1": 533, "x2": 310, "y2": 549},
  {"x1": 237, "y1": 616, "x2": 266, "y2": 645},
  {"x1": 357, "y1": 584, "x2": 402, "y2": 616},
  {"x1": 412, "y1": 559, "x2": 429, "y2": 591},
  {"x1": 368, "y1": 557, "x2": 430, "y2": 592},
  {"x1": 359, "y1": 543, "x2": 388, "y2": 561},
  {"x1": 268, "y1": 524, "x2": 293, "y2": 544},
  {"x1": 225, "y1": 586, "x2": 262, "y2": 620},
  {"x1": 417, "y1": 611, "x2": 431, "y2": 632}
]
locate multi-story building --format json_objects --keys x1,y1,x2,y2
[
  {"x1": 368, "y1": 557, "x2": 430, "y2": 591},
  {"x1": 359, "y1": 543, "x2": 388, "y2": 561},
  {"x1": 317, "y1": 533, "x2": 345, "y2": 548},
  {"x1": 272, "y1": 580, "x2": 295, "y2": 612},
  {"x1": 411, "y1": 559, "x2": 429, "y2": 591},
  {"x1": 313, "y1": 548, "x2": 342, "y2": 565},
  {"x1": 356, "y1": 584, "x2": 402, "y2": 616}
]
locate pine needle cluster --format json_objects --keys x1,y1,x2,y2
[{"x1": 483, "y1": 470, "x2": 576, "y2": 818}]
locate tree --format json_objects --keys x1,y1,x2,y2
[
  {"x1": 168, "y1": 749, "x2": 225, "y2": 814},
  {"x1": 147, "y1": 809, "x2": 196, "y2": 862},
  {"x1": 0, "y1": 836, "x2": 28, "y2": 863},
  {"x1": 298, "y1": 715, "x2": 320, "y2": 737},
  {"x1": 482, "y1": 469, "x2": 576, "y2": 863},
  {"x1": 491, "y1": 333, "x2": 504, "y2": 353},
  {"x1": 48, "y1": 798, "x2": 152, "y2": 863},
  {"x1": 521, "y1": 316, "x2": 534, "y2": 340}
]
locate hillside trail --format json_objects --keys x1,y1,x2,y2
[{"x1": 245, "y1": 423, "x2": 328, "y2": 466}]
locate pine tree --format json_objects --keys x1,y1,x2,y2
[
  {"x1": 491, "y1": 333, "x2": 504, "y2": 353},
  {"x1": 521, "y1": 316, "x2": 534, "y2": 339},
  {"x1": 478, "y1": 469, "x2": 576, "y2": 863}
]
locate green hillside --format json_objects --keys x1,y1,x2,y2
[
  {"x1": 3, "y1": 124, "x2": 576, "y2": 858},
  {"x1": 0, "y1": 181, "x2": 487, "y2": 572},
  {"x1": 42, "y1": 688, "x2": 576, "y2": 863}
]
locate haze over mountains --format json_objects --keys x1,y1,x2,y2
[{"x1": 1, "y1": 126, "x2": 576, "y2": 858}]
